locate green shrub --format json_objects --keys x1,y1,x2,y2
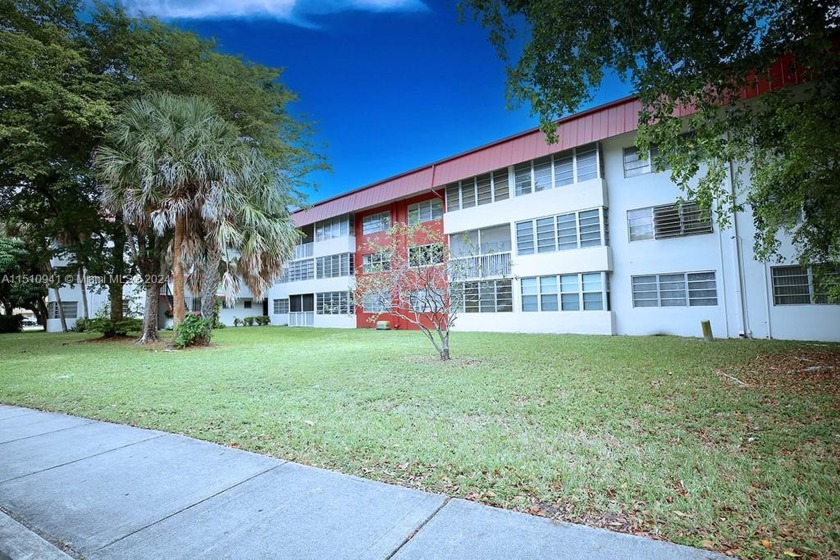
[
  {"x1": 0, "y1": 314, "x2": 23, "y2": 333},
  {"x1": 174, "y1": 313, "x2": 211, "y2": 348},
  {"x1": 243, "y1": 316, "x2": 255, "y2": 327},
  {"x1": 82, "y1": 317, "x2": 143, "y2": 337},
  {"x1": 233, "y1": 317, "x2": 241, "y2": 327},
  {"x1": 73, "y1": 318, "x2": 93, "y2": 332},
  {"x1": 255, "y1": 315, "x2": 270, "y2": 326}
]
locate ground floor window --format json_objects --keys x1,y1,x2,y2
[
  {"x1": 362, "y1": 291, "x2": 391, "y2": 313},
  {"x1": 48, "y1": 301, "x2": 78, "y2": 319},
  {"x1": 521, "y1": 272, "x2": 608, "y2": 312},
  {"x1": 316, "y1": 291, "x2": 354, "y2": 315},
  {"x1": 451, "y1": 279, "x2": 513, "y2": 313},
  {"x1": 771, "y1": 265, "x2": 839, "y2": 305},
  {"x1": 273, "y1": 298, "x2": 290, "y2": 314},
  {"x1": 632, "y1": 271, "x2": 717, "y2": 307}
]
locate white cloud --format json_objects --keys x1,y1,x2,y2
[{"x1": 124, "y1": 0, "x2": 427, "y2": 21}]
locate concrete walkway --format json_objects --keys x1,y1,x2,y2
[{"x1": 0, "y1": 405, "x2": 728, "y2": 560}]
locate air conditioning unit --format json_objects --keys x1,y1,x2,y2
[{"x1": 376, "y1": 320, "x2": 391, "y2": 330}]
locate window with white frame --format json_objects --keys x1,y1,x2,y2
[
  {"x1": 516, "y1": 209, "x2": 607, "y2": 255},
  {"x1": 631, "y1": 271, "x2": 718, "y2": 307},
  {"x1": 279, "y1": 259, "x2": 314, "y2": 283},
  {"x1": 521, "y1": 272, "x2": 608, "y2": 312},
  {"x1": 362, "y1": 252, "x2": 391, "y2": 273},
  {"x1": 362, "y1": 291, "x2": 391, "y2": 313},
  {"x1": 408, "y1": 199, "x2": 443, "y2": 225},
  {"x1": 408, "y1": 243, "x2": 444, "y2": 267},
  {"x1": 771, "y1": 265, "x2": 840, "y2": 305},
  {"x1": 315, "y1": 215, "x2": 353, "y2": 241},
  {"x1": 273, "y1": 298, "x2": 290, "y2": 314},
  {"x1": 408, "y1": 290, "x2": 445, "y2": 313},
  {"x1": 627, "y1": 202, "x2": 712, "y2": 241},
  {"x1": 362, "y1": 211, "x2": 391, "y2": 235},
  {"x1": 450, "y1": 225, "x2": 512, "y2": 257},
  {"x1": 47, "y1": 301, "x2": 78, "y2": 319},
  {"x1": 243, "y1": 300, "x2": 252, "y2": 309},
  {"x1": 316, "y1": 291, "x2": 354, "y2": 315},
  {"x1": 623, "y1": 146, "x2": 669, "y2": 177},
  {"x1": 316, "y1": 253, "x2": 354, "y2": 279},
  {"x1": 451, "y1": 279, "x2": 513, "y2": 313},
  {"x1": 445, "y1": 168, "x2": 510, "y2": 211}
]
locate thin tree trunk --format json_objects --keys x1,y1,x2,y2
[
  {"x1": 172, "y1": 215, "x2": 186, "y2": 325},
  {"x1": 109, "y1": 226, "x2": 127, "y2": 323},
  {"x1": 52, "y1": 286, "x2": 67, "y2": 332},
  {"x1": 79, "y1": 268, "x2": 89, "y2": 319}
]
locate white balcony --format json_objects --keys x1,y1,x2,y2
[
  {"x1": 450, "y1": 252, "x2": 512, "y2": 280},
  {"x1": 288, "y1": 311, "x2": 314, "y2": 327}
]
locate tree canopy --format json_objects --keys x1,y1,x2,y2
[
  {"x1": 0, "y1": 0, "x2": 324, "y2": 331},
  {"x1": 464, "y1": 0, "x2": 839, "y2": 267}
]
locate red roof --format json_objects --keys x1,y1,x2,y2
[{"x1": 293, "y1": 96, "x2": 643, "y2": 227}]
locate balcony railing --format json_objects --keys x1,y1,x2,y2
[
  {"x1": 450, "y1": 252, "x2": 512, "y2": 280},
  {"x1": 288, "y1": 311, "x2": 314, "y2": 327},
  {"x1": 293, "y1": 242, "x2": 314, "y2": 260}
]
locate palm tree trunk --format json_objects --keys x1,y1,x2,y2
[
  {"x1": 79, "y1": 268, "x2": 90, "y2": 319},
  {"x1": 172, "y1": 215, "x2": 186, "y2": 325},
  {"x1": 138, "y1": 279, "x2": 161, "y2": 344},
  {"x1": 200, "y1": 244, "x2": 221, "y2": 328}
]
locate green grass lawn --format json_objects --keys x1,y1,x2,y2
[{"x1": 1, "y1": 328, "x2": 838, "y2": 558}]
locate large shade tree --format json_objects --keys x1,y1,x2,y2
[
  {"x1": 2, "y1": 1, "x2": 325, "y2": 334},
  {"x1": 464, "y1": 0, "x2": 839, "y2": 271},
  {"x1": 95, "y1": 93, "x2": 242, "y2": 339}
]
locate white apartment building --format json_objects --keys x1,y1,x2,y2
[{"x1": 47, "y1": 96, "x2": 839, "y2": 340}]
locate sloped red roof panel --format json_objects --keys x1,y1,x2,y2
[{"x1": 293, "y1": 96, "x2": 643, "y2": 227}]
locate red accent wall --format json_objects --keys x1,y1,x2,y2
[{"x1": 354, "y1": 192, "x2": 445, "y2": 330}]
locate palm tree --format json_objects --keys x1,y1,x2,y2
[
  {"x1": 188, "y1": 146, "x2": 300, "y2": 322},
  {"x1": 95, "y1": 92, "x2": 240, "y2": 341}
]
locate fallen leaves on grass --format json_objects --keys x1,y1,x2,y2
[{"x1": 733, "y1": 349, "x2": 840, "y2": 401}]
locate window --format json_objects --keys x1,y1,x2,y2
[
  {"x1": 362, "y1": 211, "x2": 390, "y2": 235},
  {"x1": 362, "y1": 252, "x2": 391, "y2": 273},
  {"x1": 451, "y1": 279, "x2": 513, "y2": 313},
  {"x1": 450, "y1": 225, "x2": 512, "y2": 257},
  {"x1": 771, "y1": 265, "x2": 840, "y2": 305},
  {"x1": 47, "y1": 301, "x2": 78, "y2": 319},
  {"x1": 516, "y1": 209, "x2": 606, "y2": 255},
  {"x1": 316, "y1": 253, "x2": 354, "y2": 279},
  {"x1": 186, "y1": 297, "x2": 202, "y2": 312},
  {"x1": 623, "y1": 146, "x2": 669, "y2": 177},
  {"x1": 279, "y1": 259, "x2": 314, "y2": 283},
  {"x1": 273, "y1": 299, "x2": 290, "y2": 314},
  {"x1": 521, "y1": 273, "x2": 608, "y2": 312},
  {"x1": 408, "y1": 290, "x2": 446, "y2": 313},
  {"x1": 408, "y1": 244, "x2": 444, "y2": 267},
  {"x1": 628, "y1": 202, "x2": 712, "y2": 241},
  {"x1": 289, "y1": 294, "x2": 314, "y2": 313},
  {"x1": 515, "y1": 221, "x2": 535, "y2": 256},
  {"x1": 362, "y1": 291, "x2": 391, "y2": 313},
  {"x1": 243, "y1": 300, "x2": 252, "y2": 309},
  {"x1": 315, "y1": 216, "x2": 353, "y2": 241},
  {"x1": 316, "y1": 291, "x2": 353, "y2": 315},
  {"x1": 408, "y1": 199, "x2": 443, "y2": 225},
  {"x1": 631, "y1": 271, "x2": 718, "y2": 307},
  {"x1": 445, "y1": 168, "x2": 510, "y2": 211},
  {"x1": 575, "y1": 145, "x2": 599, "y2": 181}
]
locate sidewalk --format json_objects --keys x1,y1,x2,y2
[{"x1": 0, "y1": 405, "x2": 728, "y2": 559}]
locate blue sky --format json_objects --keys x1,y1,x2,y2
[{"x1": 126, "y1": 0, "x2": 632, "y2": 203}]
